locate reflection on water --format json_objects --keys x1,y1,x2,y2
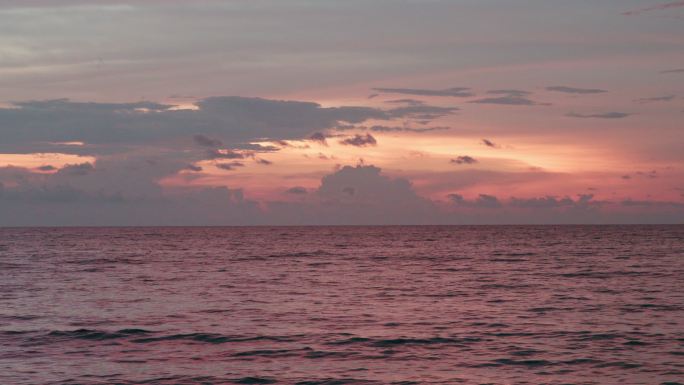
[{"x1": 1, "y1": 226, "x2": 683, "y2": 384}]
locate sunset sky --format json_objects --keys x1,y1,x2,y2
[{"x1": 0, "y1": 0, "x2": 683, "y2": 225}]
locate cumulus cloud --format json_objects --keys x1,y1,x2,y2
[
  {"x1": 546, "y1": 86, "x2": 607, "y2": 94},
  {"x1": 60, "y1": 162, "x2": 95, "y2": 176},
  {"x1": 566, "y1": 112, "x2": 632, "y2": 119},
  {"x1": 372, "y1": 87, "x2": 474, "y2": 97},
  {"x1": 450, "y1": 155, "x2": 478, "y2": 165},
  {"x1": 448, "y1": 193, "x2": 501, "y2": 208},
  {"x1": 339, "y1": 134, "x2": 377, "y2": 147}
]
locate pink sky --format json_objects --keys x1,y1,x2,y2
[{"x1": 0, "y1": 1, "x2": 682, "y2": 225}]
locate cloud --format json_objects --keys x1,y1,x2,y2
[
  {"x1": 546, "y1": 86, "x2": 607, "y2": 94},
  {"x1": 509, "y1": 194, "x2": 594, "y2": 209},
  {"x1": 450, "y1": 155, "x2": 478, "y2": 165},
  {"x1": 285, "y1": 186, "x2": 307, "y2": 195},
  {"x1": 0, "y1": 96, "x2": 390, "y2": 154},
  {"x1": 566, "y1": 112, "x2": 632, "y2": 119},
  {"x1": 184, "y1": 164, "x2": 203, "y2": 172},
  {"x1": 486, "y1": 89, "x2": 531, "y2": 97},
  {"x1": 448, "y1": 193, "x2": 501, "y2": 208},
  {"x1": 193, "y1": 134, "x2": 223, "y2": 147},
  {"x1": 36, "y1": 165, "x2": 57, "y2": 171},
  {"x1": 215, "y1": 162, "x2": 245, "y2": 171},
  {"x1": 481, "y1": 139, "x2": 498, "y2": 148},
  {"x1": 60, "y1": 162, "x2": 95, "y2": 176},
  {"x1": 634, "y1": 95, "x2": 676, "y2": 103},
  {"x1": 386, "y1": 105, "x2": 459, "y2": 121},
  {"x1": 309, "y1": 132, "x2": 328, "y2": 145},
  {"x1": 206, "y1": 149, "x2": 252, "y2": 159},
  {"x1": 339, "y1": 134, "x2": 377, "y2": 147},
  {"x1": 372, "y1": 87, "x2": 474, "y2": 97},
  {"x1": 622, "y1": 1, "x2": 684, "y2": 16},
  {"x1": 384, "y1": 99, "x2": 426, "y2": 106},
  {"x1": 369, "y1": 125, "x2": 450, "y2": 133},
  {"x1": 468, "y1": 96, "x2": 549, "y2": 106},
  {"x1": 255, "y1": 158, "x2": 273, "y2": 165}
]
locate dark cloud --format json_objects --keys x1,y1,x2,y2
[
  {"x1": 509, "y1": 194, "x2": 594, "y2": 209},
  {"x1": 0, "y1": 96, "x2": 390, "y2": 153},
  {"x1": 450, "y1": 156, "x2": 478, "y2": 165},
  {"x1": 481, "y1": 139, "x2": 498, "y2": 148},
  {"x1": 255, "y1": 158, "x2": 273, "y2": 165},
  {"x1": 339, "y1": 134, "x2": 377, "y2": 147},
  {"x1": 622, "y1": 1, "x2": 684, "y2": 16},
  {"x1": 566, "y1": 112, "x2": 632, "y2": 119},
  {"x1": 285, "y1": 186, "x2": 307, "y2": 195},
  {"x1": 309, "y1": 132, "x2": 328, "y2": 145},
  {"x1": 193, "y1": 134, "x2": 223, "y2": 147},
  {"x1": 372, "y1": 87, "x2": 474, "y2": 97},
  {"x1": 634, "y1": 95, "x2": 675, "y2": 103},
  {"x1": 448, "y1": 193, "x2": 501, "y2": 208},
  {"x1": 468, "y1": 96, "x2": 548, "y2": 106},
  {"x1": 215, "y1": 162, "x2": 245, "y2": 171},
  {"x1": 546, "y1": 86, "x2": 607, "y2": 94},
  {"x1": 36, "y1": 165, "x2": 57, "y2": 171},
  {"x1": 185, "y1": 164, "x2": 203, "y2": 172},
  {"x1": 60, "y1": 162, "x2": 95, "y2": 176}
]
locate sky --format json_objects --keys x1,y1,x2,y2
[{"x1": 0, "y1": 0, "x2": 683, "y2": 225}]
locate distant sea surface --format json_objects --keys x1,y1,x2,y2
[{"x1": 1, "y1": 226, "x2": 683, "y2": 385}]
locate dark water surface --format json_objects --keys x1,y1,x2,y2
[{"x1": 1, "y1": 226, "x2": 683, "y2": 385}]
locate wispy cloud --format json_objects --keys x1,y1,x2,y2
[
  {"x1": 622, "y1": 1, "x2": 684, "y2": 16},
  {"x1": 565, "y1": 112, "x2": 634, "y2": 119},
  {"x1": 566, "y1": 112, "x2": 632, "y2": 119},
  {"x1": 634, "y1": 95, "x2": 676, "y2": 103},
  {"x1": 468, "y1": 96, "x2": 549, "y2": 106},
  {"x1": 546, "y1": 86, "x2": 607, "y2": 94},
  {"x1": 373, "y1": 87, "x2": 474, "y2": 97}
]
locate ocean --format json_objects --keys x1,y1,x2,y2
[{"x1": 1, "y1": 226, "x2": 683, "y2": 385}]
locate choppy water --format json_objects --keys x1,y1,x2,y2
[{"x1": 1, "y1": 226, "x2": 683, "y2": 385}]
